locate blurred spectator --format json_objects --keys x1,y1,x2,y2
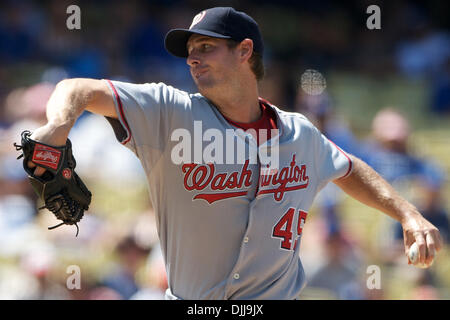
[
  {"x1": 100, "y1": 235, "x2": 150, "y2": 299},
  {"x1": 0, "y1": 1, "x2": 40, "y2": 63},
  {"x1": 430, "y1": 57, "x2": 450, "y2": 115},
  {"x1": 19, "y1": 243, "x2": 71, "y2": 300},
  {"x1": 360, "y1": 108, "x2": 449, "y2": 248},
  {"x1": 0, "y1": 82, "x2": 54, "y2": 188},
  {"x1": 131, "y1": 243, "x2": 167, "y2": 300},
  {"x1": 394, "y1": 8, "x2": 450, "y2": 80},
  {"x1": 307, "y1": 229, "x2": 366, "y2": 299},
  {"x1": 87, "y1": 286, "x2": 123, "y2": 300},
  {"x1": 404, "y1": 267, "x2": 440, "y2": 300},
  {"x1": 0, "y1": 82, "x2": 55, "y2": 262}
]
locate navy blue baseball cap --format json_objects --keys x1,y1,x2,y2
[{"x1": 164, "y1": 7, "x2": 264, "y2": 58}]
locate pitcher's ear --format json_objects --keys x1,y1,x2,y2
[{"x1": 239, "y1": 39, "x2": 254, "y2": 62}]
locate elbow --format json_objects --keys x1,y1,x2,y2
[
  {"x1": 56, "y1": 78, "x2": 97, "y2": 104},
  {"x1": 56, "y1": 78, "x2": 86, "y2": 94}
]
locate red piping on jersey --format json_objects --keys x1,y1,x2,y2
[
  {"x1": 194, "y1": 191, "x2": 248, "y2": 204},
  {"x1": 106, "y1": 79, "x2": 132, "y2": 145},
  {"x1": 328, "y1": 139, "x2": 353, "y2": 179},
  {"x1": 256, "y1": 182, "x2": 309, "y2": 197}
]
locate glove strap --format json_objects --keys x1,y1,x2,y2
[{"x1": 47, "y1": 221, "x2": 80, "y2": 237}]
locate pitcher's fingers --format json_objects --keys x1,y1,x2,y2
[
  {"x1": 34, "y1": 166, "x2": 46, "y2": 176},
  {"x1": 425, "y1": 233, "x2": 436, "y2": 265},
  {"x1": 27, "y1": 161, "x2": 46, "y2": 177},
  {"x1": 434, "y1": 231, "x2": 443, "y2": 252},
  {"x1": 403, "y1": 230, "x2": 416, "y2": 256},
  {"x1": 414, "y1": 233, "x2": 427, "y2": 265}
]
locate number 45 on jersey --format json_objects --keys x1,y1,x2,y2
[{"x1": 272, "y1": 208, "x2": 308, "y2": 251}]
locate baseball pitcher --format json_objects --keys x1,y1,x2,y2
[{"x1": 17, "y1": 7, "x2": 442, "y2": 299}]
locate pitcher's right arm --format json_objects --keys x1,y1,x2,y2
[{"x1": 28, "y1": 78, "x2": 117, "y2": 175}]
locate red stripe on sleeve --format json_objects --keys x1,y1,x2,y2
[
  {"x1": 328, "y1": 139, "x2": 353, "y2": 179},
  {"x1": 106, "y1": 79, "x2": 132, "y2": 145}
]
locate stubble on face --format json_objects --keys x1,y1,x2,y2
[{"x1": 187, "y1": 35, "x2": 239, "y2": 95}]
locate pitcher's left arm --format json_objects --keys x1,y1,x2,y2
[{"x1": 333, "y1": 155, "x2": 443, "y2": 267}]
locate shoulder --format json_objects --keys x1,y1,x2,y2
[
  {"x1": 276, "y1": 108, "x2": 310, "y2": 123},
  {"x1": 150, "y1": 83, "x2": 210, "y2": 105},
  {"x1": 263, "y1": 99, "x2": 312, "y2": 123},
  {"x1": 128, "y1": 81, "x2": 210, "y2": 107},
  {"x1": 268, "y1": 102, "x2": 317, "y2": 132},
  {"x1": 109, "y1": 80, "x2": 190, "y2": 100},
  {"x1": 144, "y1": 82, "x2": 190, "y2": 100}
]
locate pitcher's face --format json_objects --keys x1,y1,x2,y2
[{"x1": 186, "y1": 35, "x2": 240, "y2": 92}]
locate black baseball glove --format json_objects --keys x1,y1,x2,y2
[{"x1": 14, "y1": 130, "x2": 92, "y2": 236}]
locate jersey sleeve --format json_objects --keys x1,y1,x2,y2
[
  {"x1": 103, "y1": 79, "x2": 187, "y2": 155},
  {"x1": 311, "y1": 124, "x2": 353, "y2": 190}
]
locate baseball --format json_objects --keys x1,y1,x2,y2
[{"x1": 408, "y1": 242, "x2": 433, "y2": 268}]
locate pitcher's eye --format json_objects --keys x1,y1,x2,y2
[{"x1": 201, "y1": 44, "x2": 211, "y2": 51}]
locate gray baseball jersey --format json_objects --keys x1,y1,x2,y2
[{"x1": 103, "y1": 79, "x2": 353, "y2": 300}]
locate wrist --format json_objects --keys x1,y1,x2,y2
[
  {"x1": 31, "y1": 122, "x2": 72, "y2": 146},
  {"x1": 398, "y1": 206, "x2": 422, "y2": 225},
  {"x1": 47, "y1": 121, "x2": 73, "y2": 135},
  {"x1": 48, "y1": 122, "x2": 72, "y2": 145}
]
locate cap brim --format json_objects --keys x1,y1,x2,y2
[{"x1": 164, "y1": 29, "x2": 231, "y2": 58}]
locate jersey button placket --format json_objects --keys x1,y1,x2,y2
[{"x1": 224, "y1": 199, "x2": 257, "y2": 298}]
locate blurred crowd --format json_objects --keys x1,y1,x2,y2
[
  {"x1": 0, "y1": 0, "x2": 449, "y2": 300},
  {"x1": 296, "y1": 92, "x2": 449, "y2": 300}
]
